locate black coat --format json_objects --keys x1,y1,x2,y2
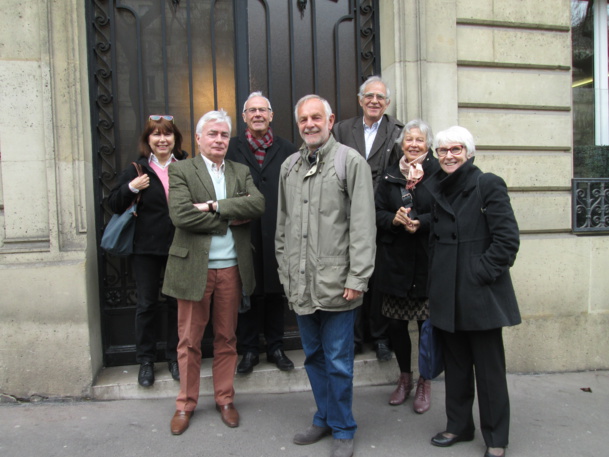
[
  {"x1": 424, "y1": 159, "x2": 521, "y2": 332},
  {"x1": 107, "y1": 154, "x2": 187, "y2": 256},
  {"x1": 332, "y1": 114, "x2": 404, "y2": 190},
  {"x1": 374, "y1": 154, "x2": 439, "y2": 299},
  {"x1": 226, "y1": 132, "x2": 296, "y2": 295}
]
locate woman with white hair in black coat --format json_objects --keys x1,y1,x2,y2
[
  {"x1": 424, "y1": 126, "x2": 520, "y2": 457},
  {"x1": 374, "y1": 119, "x2": 439, "y2": 414}
]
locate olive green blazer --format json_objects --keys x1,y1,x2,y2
[{"x1": 162, "y1": 155, "x2": 265, "y2": 301}]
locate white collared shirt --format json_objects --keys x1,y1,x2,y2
[
  {"x1": 200, "y1": 153, "x2": 226, "y2": 178},
  {"x1": 200, "y1": 153, "x2": 225, "y2": 213},
  {"x1": 150, "y1": 152, "x2": 176, "y2": 169},
  {"x1": 363, "y1": 118, "x2": 382, "y2": 159}
]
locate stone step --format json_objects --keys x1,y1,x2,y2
[{"x1": 92, "y1": 349, "x2": 398, "y2": 401}]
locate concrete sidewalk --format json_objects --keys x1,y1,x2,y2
[{"x1": 1, "y1": 370, "x2": 607, "y2": 457}]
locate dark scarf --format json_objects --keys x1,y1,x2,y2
[
  {"x1": 438, "y1": 157, "x2": 477, "y2": 204},
  {"x1": 245, "y1": 127, "x2": 274, "y2": 166}
]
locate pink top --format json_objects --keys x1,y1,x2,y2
[{"x1": 150, "y1": 159, "x2": 172, "y2": 200}]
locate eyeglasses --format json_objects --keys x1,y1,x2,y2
[
  {"x1": 436, "y1": 145, "x2": 465, "y2": 157},
  {"x1": 244, "y1": 107, "x2": 271, "y2": 114},
  {"x1": 362, "y1": 92, "x2": 387, "y2": 101},
  {"x1": 149, "y1": 115, "x2": 174, "y2": 122}
]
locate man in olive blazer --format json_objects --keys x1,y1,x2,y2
[{"x1": 163, "y1": 110, "x2": 265, "y2": 436}]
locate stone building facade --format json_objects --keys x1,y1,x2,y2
[{"x1": 0, "y1": 0, "x2": 607, "y2": 398}]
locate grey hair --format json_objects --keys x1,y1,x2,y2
[
  {"x1": 434, "y1": 126, "x2": 476, "y2": 157},
  {"x1": 294, "y1": 94, "x2": 333, "y2": 121},
  {"x1": 357, "y1": 75, "x2": 391, "y2": 101},
  {"x1": 395, "y1": 119, "x2": 434, "y2": 148},
  {"x1": 195, "y1": 109, "x2": 232, "y2": 136},
  {"x1": 242, "y1": 91, "x2": 273, "y2": 112}
]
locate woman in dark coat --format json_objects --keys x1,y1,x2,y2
[
  {"x1": 424, "y1": 126, "x2": 520, "y2": 457},
  {"x1": 107, "y1": 115, "x2": 187, "y2": 387},
  {"x1": 375, "y1": 119, "x2": 439, "y2": 414}
]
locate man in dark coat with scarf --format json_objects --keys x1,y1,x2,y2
[{"x1": 226, "y1": 91, "x2": 296, "y2": 374}]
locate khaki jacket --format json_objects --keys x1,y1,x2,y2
[
  {"x1": 163, "y1": 155, "x2": 265, "y2": 301},
  {"x1": 275, "y1": 135, "x2": 376, "y2": 315}
]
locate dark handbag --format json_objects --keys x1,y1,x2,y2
[
  {"x1": 418, "y1": 319, "x2": 444, "y2": 379},
  {"x1": 100, "y1": 163, "x2": 143, "y2": 256}
]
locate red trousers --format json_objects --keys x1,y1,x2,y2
[{"x1": 175, "y1": 265, "x2": 241, "y2": 411}]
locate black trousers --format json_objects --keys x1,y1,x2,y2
[
  {"x1": 439, "y1": 327, "x2": 510, "y2": 448},
  {"x1": 132, "y1": 254, "x2": 178, "y2": 363},
  {"x1": 237, "y1": 293, "x2": 285, "y2": 356},
  {"x1": 354, "y1": 275, "x2": 389, "y2": 347}
]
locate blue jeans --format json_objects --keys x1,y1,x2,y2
[{"x1": 296, "y1": 309, "x2": 357, "y2": 439}]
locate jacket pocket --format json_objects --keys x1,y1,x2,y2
[
  {"x1": 313, "y1": 256, "x2": 349, "y2": 307},
  {"x1": 168, "y1": 245, "x2": 189, "y2": 259},
  {"x1": 470, "y1": 254, "x2": 492, "y2": 285}
]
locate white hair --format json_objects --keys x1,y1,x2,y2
[
  {"x1": 434, "y1": 126, "x2": 476, "y2": 157},
  {"x1": 195, "y1": 109, "x2": 232, "y2": 135},
  {"x1": 294, "y1": 94, "x2": 333, "y2": 120},
  {"x1": 242, "y1": 91, "x2": 273, "y2": 112},
  {"x1": 395, "y1": 119, "x2": 434, "y2": 148},
  {"x1": 358, "y1": 75, "x2": 391, "y2": 101}
]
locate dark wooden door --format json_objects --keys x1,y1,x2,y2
[{"x1": 87, "y1": 0, "x2": 380, "y2": 366}]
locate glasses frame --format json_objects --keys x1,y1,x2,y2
[
  {"x1": 436, "y1": 145, "x2": 465, "y2": 157},
  {"x1": 362, "y1": 92, "x2": 387, "y2": 101},
  {"x1": 244, "y1": 107, "x2": 271, "y2": 114}
]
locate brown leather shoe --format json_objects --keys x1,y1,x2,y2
[
  {"x1": 389, "y1": 372, "x2": 413, "y2": 405},
  {"x1": 170, "y1": 410, "x2": 193, "y2": 435},
  {"x1": 413, "y1": 376, "x2": 431, "y2": 413},
  {"x1": 216, "y1": 403, "x2": 239, "y2": 428}
]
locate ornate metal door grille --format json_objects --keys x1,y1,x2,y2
[{"x1": 87, "y1": 0, "x2": 380, "y2": 366}]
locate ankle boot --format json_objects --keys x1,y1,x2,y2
[
  {"x1": 413, "y1": 376, "x2": 431, "y2": 413},
  {"x1": 388, "y1": 372, "x2": 413, "y2": 405}
]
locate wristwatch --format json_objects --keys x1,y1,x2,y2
[{"x1": 206, "y1": 200, "x2": 216, "y2": 214}]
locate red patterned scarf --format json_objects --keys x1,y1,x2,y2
[{"x1": 246, "y1": 128, "x2": 274, "y2": 166}]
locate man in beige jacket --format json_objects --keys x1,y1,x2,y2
[{"x1": 276, "y1": 95, "x2": 376, "y2": 457}]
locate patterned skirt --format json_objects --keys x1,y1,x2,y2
[{"x1": 381, "y1": 293, "x2": 429, "y2": 321}]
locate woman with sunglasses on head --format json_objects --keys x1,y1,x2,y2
[
  {"x1": 374, "y1": 119, "x2": 439, "y2": 413},
  {"x1": 107, "y1": 115, "x2": 188, "y2": 387},
  {"x1": 424, "y1": 126, "x2": 520, "y2": 457}
]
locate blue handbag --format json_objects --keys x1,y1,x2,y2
[
  {"x1": 418, "y1": 319, "x2": 444, "y2": 380},
  {"x1": 100, "y1": 163, "x2": 143, "y2": 256}
]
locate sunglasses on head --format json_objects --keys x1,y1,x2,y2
[{"x1": 148, "y1": 115, "x2": 174, "y2": 123}]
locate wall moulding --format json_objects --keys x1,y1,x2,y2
[
  {"x1": 458, "y1": 60, "x2": 571, "y2": 71},
  {"x1": 0, "y1": 237, "x2": 51, "y2": 254},
  {"x1": 457, "y1": 18, "x2": 570, "y2": 32}
]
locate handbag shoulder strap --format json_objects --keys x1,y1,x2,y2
[
  {"x1": 476, "y1": 172, "x2": 487, "y2": 215},
  {"x1": 133, "y1": 162, "x2": 144, "y2": 176},
  {"x1": 131, "y1": 162, "x2": 144, "y2": 213}
]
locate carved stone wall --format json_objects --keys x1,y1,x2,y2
[
  {"x1": 380, "y1": 0, "x2": 609, "y2": 372},
  {"x1": 0, "y1": 0, "x2": 101, "y2": 398}
]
